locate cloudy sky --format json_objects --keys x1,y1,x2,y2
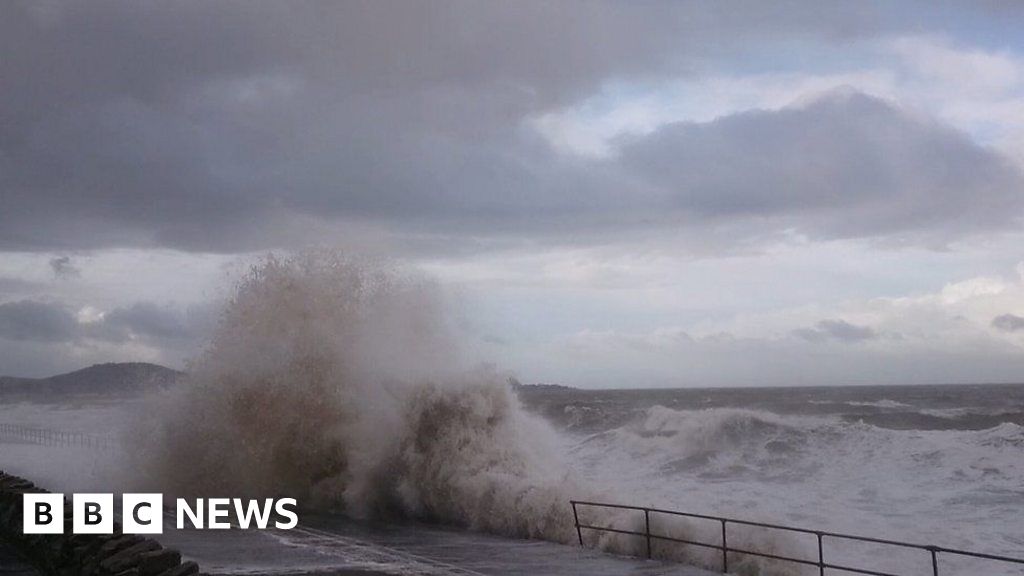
[{"x1": 2, "y1": 1, "x2": 1024, "y2": 386}]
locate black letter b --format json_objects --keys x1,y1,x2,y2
[
  {"x1": 85, "y1": 503, "x2": 102, "y2": 525},
  {"x1": 35, "y1": 502, "x2": 52, "y2": 525}
]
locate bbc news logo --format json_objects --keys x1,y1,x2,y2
[{"x1": 24, "y1": 494, "x2": 298, "y2": 534}]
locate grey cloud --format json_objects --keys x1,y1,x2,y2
[
  {"x1": 0, "y1": 298, "x2": 213, "y2": 347},
  {"x1": 0, "y1": 1, "x2": 774, "y2": 251},
  {"x1": 49, "y1": 256, "x2": 80, "y2": 279},
  {"x1": 0, "y1": 296, "x2": 215, "y2": 376},
  {"x1": 794, "y1": 319, "x2": 877, "y2": 343},
  {"x1": 992, "y1": 313, "x2": 1024, "y2": 332},
  {"x1": 0, "y1": 2, "x2": 1016, "y2": 255},
  {"x1": 0, "y1": 300, "x2": 79, "y2": 342},
  {"x1": 481, "y1": 334, "x2": 511, "y2": 347},
  {"x1": 100, "y1": 302, "x2": 209, "y2": 342},
  {"x1": 617, "y1": 91, "x2": 1024, "y2": 246},
  {"x1": 0, "y1": 276, "x2": 45, "y2": 296}
]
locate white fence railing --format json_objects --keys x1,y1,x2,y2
[{"x1": 0, "y1": 423, "x2": 114, "y2": 450}]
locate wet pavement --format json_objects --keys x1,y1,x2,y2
[{"x1": 157, "y1": 512, "x2": 716, "y2": 576}]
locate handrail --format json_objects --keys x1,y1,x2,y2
[
  {"x1": 0, "y1": 422, "x2": 113, "y2": 450},
  {"x1": 570, "y1": 499, "x2": 1024, "y2": 576}
]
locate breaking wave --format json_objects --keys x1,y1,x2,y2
[
  {"x1": 563, "y1": 406, "x2": 1024, "y2": 574},
  {"x1": 126, "y1": 253, "x2": 578, "y2": 542},
  {"x1": 573, "y1": 406, "x2": 1024, "y2": 487}
]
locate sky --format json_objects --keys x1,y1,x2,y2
[{"x1": 2, "y1": 1, "x2": 1024, "y2": 387}]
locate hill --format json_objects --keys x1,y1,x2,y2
[{"x1": 0, "y1": 362, "x2": 183, "y2": 400}]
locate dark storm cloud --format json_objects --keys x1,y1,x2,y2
[
  {"x1": 794, "y1": 319, "x2": 878, "y2": 343},
  {"x1": 1, "y1": 1, "x2": 1018, "y2": 254},
  {"x1": 617, "y1": 92, "x2": 1024, "y2": 245},
  {"x1": 992, "y1": 313, "x2": 1024, "y2": 332}
]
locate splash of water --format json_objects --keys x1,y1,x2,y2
[{"x1": 127, "y1": 252, "x2": 578, "y2": 541}]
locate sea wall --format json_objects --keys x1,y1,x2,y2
[{"x1": 0, "y1": 471, "x2": 199, "y2": 576}]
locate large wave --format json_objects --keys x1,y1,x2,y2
[
  {"x1": 574, "y1": 407, "x2": 838, "y2": 482},
  {"x1": 568, "y1": 406, "x2": 1024, "y2": 574},
  {"x1": 123, "y1": 253, "x2": 844, "y2": 574},
  {"x1": 571, "y1": 405, "x2": 1024, "y2": 498},
  {"x1": 126, "y1": 253, "x2": 578, "y2": 541}
]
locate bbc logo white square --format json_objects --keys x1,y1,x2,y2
[
  {"x1": 72, "y1": 493, "x2": 113, "y2": 534},
  {"x1": 23, "y1": 493, "x2": 64, "y2": 534},
  {"x1": 122, "y1": 493, "x2": 163, "y2": 534}
]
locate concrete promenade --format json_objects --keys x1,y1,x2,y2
[{"x1": 157, "y1": 512, "x2": 716, "y2": 576}]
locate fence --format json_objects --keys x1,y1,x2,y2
[
  {"x1": 570, "y1": 500, "x2": 1024, "y2": 576},
  {"x1": 0, "y1": 422, "x2": 113, "y2": 450}
]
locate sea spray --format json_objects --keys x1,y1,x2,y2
[
  {"x1": 125, "y1": 253, "x2": 580, "y2": 541},
  {"x1": 354, "y1": 379, "x2": 578, "y2": 539}
]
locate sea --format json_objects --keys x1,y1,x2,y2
[
  {"x1": 518, "y1": 383, "x2": 1024, "y2": 575},
  {"x1": 2, "y1": 382, "x2": 1022, "y2": 576}
]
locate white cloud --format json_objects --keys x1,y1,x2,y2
[
  {"x1": 890, "y1": 36, "x2": 1021, "y2": 94},
  {"x1": 938, "y1": 276, "x2": 1008, "y2": 304},
  {"x1": 888, "y1": 36, "x2": 1024, "y2": 164}
]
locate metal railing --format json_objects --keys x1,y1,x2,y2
[
  {"x1": 570, "y1": 500, "x2": 1024, "y2": 576},
  {"x1": 0, "y1": 422, "x2": 113, "y2": 450}
]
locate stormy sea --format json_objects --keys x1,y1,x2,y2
[{"x1": 519, "y1": 382, "x2": 1024, "y2": 574}]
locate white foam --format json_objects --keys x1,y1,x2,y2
[{"x1": 569, "y1": 405, "x2": 1024, "y2": 574}]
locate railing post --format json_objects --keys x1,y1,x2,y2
[
  {"x1": 930, "y1": 547, "x2": 938, "y2": 576},
  {"x1": 817, "y1": 532, "x2": 824, "y2": 576},
  {"x1": 571, "y1": 501, "x2": 583, "y2": 547},
  {"x1": 721, "y1": 519, "x2": 728, "y2": 573},
  {"x1": 644, "y1": 509, "x2": 652, "y2": 559}
]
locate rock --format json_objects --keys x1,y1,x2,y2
[
  {"x1": 99, "y1": 535, "x2": 144, "y2": 557},
  {"x1": 0, "y1": 506, "x2": 16, "y2": 527},
  {"x1": 73, "y1": 539, "x2": 105, "y2": 562},
  {"x1": 137, "y1": 549, "x2": 181, "y2": 576},
  {"x1": 0, "y1": 477, "x2": 33, "y2": 490},
  {"x1": 156, "y1": 561, "x2": 199, "y2": 576},
  {"x1": 99, "y1": 540, "x2": 161, "y2": 573},
  {"x1": 0, "y1": 472, "x2": 202, "y2": 576},
  {"x1": 81, "y1": 557, "x2": 101, "y2": 576}
]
